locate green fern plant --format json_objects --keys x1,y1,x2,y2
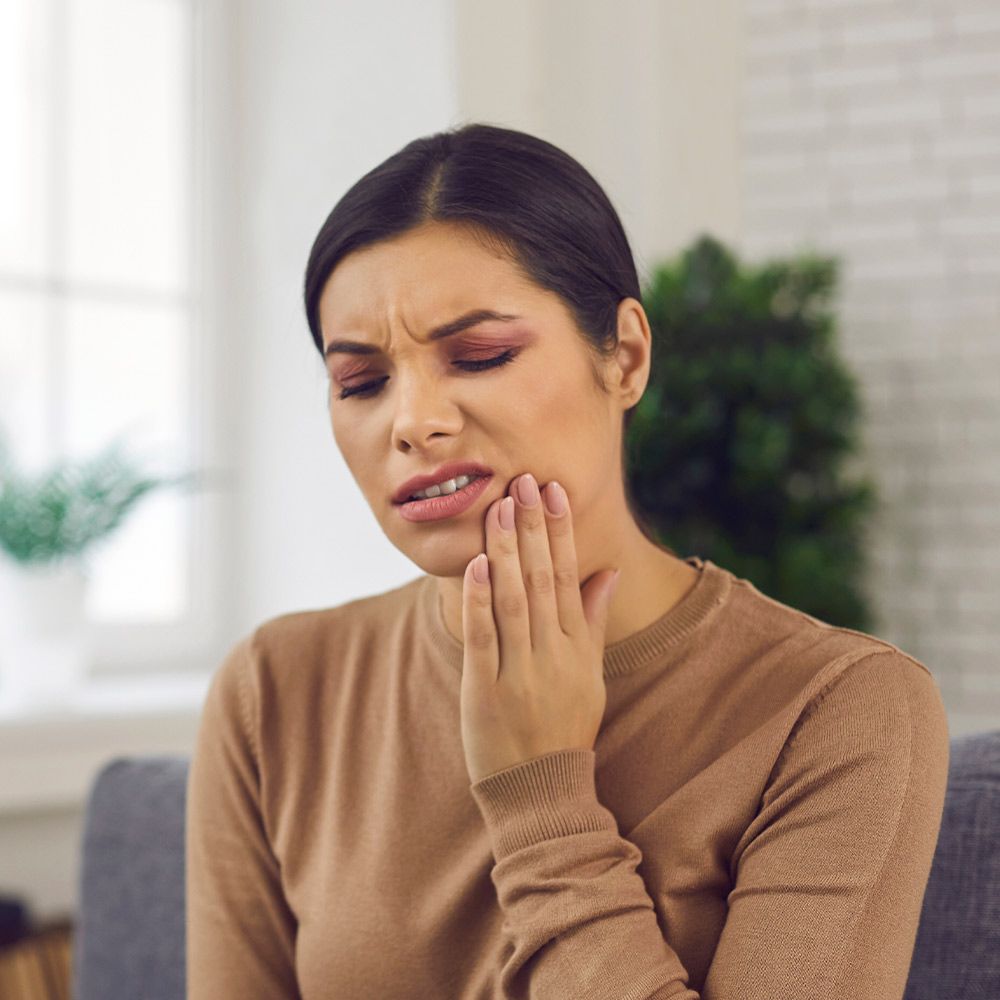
[
  {"x1": 630, "y1": 234, "x2": 880, "y2": 632},
  {"x1": 0, "y1": 431, "x2": 198, "y2": 569}
]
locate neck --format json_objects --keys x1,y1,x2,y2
[{"x1": 435, "y1": 522, "x2": 698, "y2": 650}]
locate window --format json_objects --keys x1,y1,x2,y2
[{"x1": 0, "y1": 0, "x2": 222, "y2": 674}]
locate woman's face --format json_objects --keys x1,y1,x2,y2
[{"x1": 318, "y1": 219, "x2": 644, "y2": 579}]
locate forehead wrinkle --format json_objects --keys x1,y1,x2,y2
[
  {"x1": 323, "y1": 296, "x2": 425, "y2": 358},
  {"x1": 384, "y1": 301, "x2": 427, "y2": 349},
  {"x1": 323, "y1": 301, "x2": 523, "y2": 360},
  {"x1": 319, "y1": 223, "x2": 532, "y2": 356},
  {"x1": 362, "y1": 309, "x2": 431, "y2": 360}
]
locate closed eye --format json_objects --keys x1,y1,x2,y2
[{"x1": 336, "y1": 349, "x2": 518, "y2": 400}]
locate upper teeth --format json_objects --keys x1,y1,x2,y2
[{"x1": 409, "y1": 474, "x2": 479, "y2": 501}]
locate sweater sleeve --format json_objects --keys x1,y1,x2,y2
[
  {"x1": 185, "y1": 633, "x2": 302, "y2": 1000},
  {"x1": 468, "y1": 650, "x2": 950, "y2": 1000}
]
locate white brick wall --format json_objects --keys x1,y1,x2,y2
[{"x1": 740, "y1": 0, "x2": 1000, "y2": 738}]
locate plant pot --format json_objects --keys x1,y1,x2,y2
[{"x1": 0, "y1": 556, "x2": 91, "y2": 709}]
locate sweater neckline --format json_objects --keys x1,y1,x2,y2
[{"x1": 421, "y1": 555, "x2": 732, "y2": 679}]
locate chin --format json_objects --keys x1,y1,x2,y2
[{"x1": 388, "y1": 534, "x2": 481, "y2": 580}]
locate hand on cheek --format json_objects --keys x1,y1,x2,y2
[{"x1": 458, "y1": 472, "x2": 621, "y2": 785}]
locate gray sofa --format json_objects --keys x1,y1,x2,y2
[{"x1": 71, "y1": 730, "x2": 1000, "y2": 1000}]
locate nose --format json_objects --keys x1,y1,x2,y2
[{"x1": 390, "y1": 367, "x2": 463, "y2": 451}]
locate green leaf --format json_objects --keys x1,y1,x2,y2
[{"x1": 630, "y1": 235, "x2": 878, "y2": 631}]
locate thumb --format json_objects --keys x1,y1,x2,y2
[
  {"x1": 582, "y1": 568, "x2": 621, "y2": 642},
  {"x1": 606, "y1": 568, "x2": 622, "y2": 605}
]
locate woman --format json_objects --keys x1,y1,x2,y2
[{"x1": 186, "y1": 123, "x2": 950, "y2": 999}]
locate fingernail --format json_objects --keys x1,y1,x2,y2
[
  {"x1": 516, "y1": 473, "x2": 539, "y2": 507},
  {"x1": 499, "y1": 496, "x2": 515, "y2": 530},
  {"x1": 472, "y1": 552, "x2": 489, "y2": 583},
  {"x1": 543, "y1": 481, "x2": 567, "y2": 516}
]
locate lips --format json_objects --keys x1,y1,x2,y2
[{"x1": 392, "y1": 461, "x2": 495, "y2": 504}]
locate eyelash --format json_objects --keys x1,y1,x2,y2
[{"x1": 337, "y1": 350, "x2": 518, "y2": 400}]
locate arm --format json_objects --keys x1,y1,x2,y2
[
  {"x1": 185, "y1": 634, "x2": 302, "y2": 999},
  {"x1": 469, "y1": 651, "x2": 950, "y2": 999}
]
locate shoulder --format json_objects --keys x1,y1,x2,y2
[
  {"x1": 720, "y1": 565, "x2": 939, "y2": 695},
  {"x1": 772, "y1": 647, "x2": 951, "y2": 805},
  {"x1": 232, "y1": 574, "x2": 427, "y2": 670},
  {"x1": 209, "y1": 574, "x2": 428, "y2": 709},
  {"x1": 261, "y1": 573, "x2": 423, "y2": 640},
  {"x1": 710, "y1": 567, "x2": 947, "y2": 761},
  {"x1": 200, "y1": 575, "x2": 429, "y2": 759},
  {"x1": 803, "y1": 648, "x2": 947, "y2": 739}
]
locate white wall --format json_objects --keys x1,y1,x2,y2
[
  {"x1": 740, "y1": 0, "x2": 1000, "y2": 735},
  {"x1": 453, "y1": 0, "x2": 744, "y2": 284}
]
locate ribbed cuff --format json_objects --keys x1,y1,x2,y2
[{"x1": 469, "y1": 748, "x2": 619, "y2": 861}]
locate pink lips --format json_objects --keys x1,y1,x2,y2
[
  {"x1": 395, "y1": 474, "x2": 493, "y2": 523},
  {"x1": 392, "y1": 461, "x2": 495, "y2": 504}
]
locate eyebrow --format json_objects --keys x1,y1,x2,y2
[{"x1": 323, "y1": 308, "x2": 522, "y2": 358}]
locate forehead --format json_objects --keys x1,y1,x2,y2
[{"x1": 317, "y1": 223, "x2": 538, "y2": 346}]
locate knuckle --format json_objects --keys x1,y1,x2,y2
[
  {"x1": 467, "y1": 627, "x2": 495, "y2": 651},
  {"x1": 523, "y1": 566, "x2": 554, "y2": 594},
  {"x1": 497, "y1": 592, "x2": 527, "y2": 619},
  {"x1": 497, "y1": 533, "x2": 520, "y2": 556},
  {"x1": 546, "y1": 515, "x2": 572, "y2": 538},
  {"x1": 471, "y1": 590, "x2": 494, "y2": 611},
  {"x1": 520, "y1": 507, "x2": 545, "y2": 530},
  {"x1": 552, "y1": 566, "x2": 578, "y2": 590}
]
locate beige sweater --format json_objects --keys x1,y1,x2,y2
[{"x1": 185, "y1": 556, "x2": 950, "y2": 999}]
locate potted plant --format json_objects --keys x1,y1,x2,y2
[
  {"x1": 629, "y1": 234, "x2": 880, "y2": 633},
  {"x1": 0, "y1": 431, "x2": 197, "y2": 707}
]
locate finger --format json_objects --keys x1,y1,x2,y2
[
  {"x1": 462, "y1": 551, "x2": 500, "y2": 683},
  {"x1": 540, "y1": 480, "x2": 588, "y2": 638},
  {"x1": 510, "y1": 473, "x2": 560, "y2": 648},
  {"x1": 488, "y1": 494, "x2": 532, "y2": 671}
]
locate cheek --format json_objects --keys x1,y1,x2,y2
[
  {"x1": 330, "y1": 412, "x2": 365, "y2": 466},
  {"x1": 503, "y1": 366, "x2": 565, "y2": 422},
  {"x1": 329, "y1": 407, "x2": 343, "y2": 446}
]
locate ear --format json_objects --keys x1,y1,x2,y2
[{"x1": 609, "y1": 297, "x2": 652, "y2": 409}]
